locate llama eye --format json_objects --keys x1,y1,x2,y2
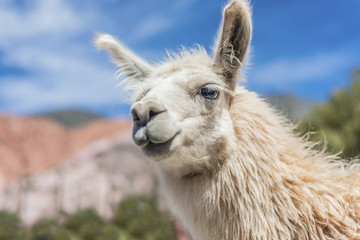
[{"x1": 200, "y1": 86, "x2": 219, "y2": 100}]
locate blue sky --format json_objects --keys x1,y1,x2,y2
[{"x1": 0, "y1": 0, "x2": 359, "y2": 118}]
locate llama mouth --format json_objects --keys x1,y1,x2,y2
[{"x1": 141, "y1": 133, "x2": 180, "y2": 160}]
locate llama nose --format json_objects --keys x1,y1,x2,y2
[
  {"x1": 130, "y1": 100, "x2": 166, "y2": 125},
  {"x1": 131, "y1": 100, "x2": 166, "y2": 147}
]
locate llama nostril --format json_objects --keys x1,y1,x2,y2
[
  {"x1": 131, "y1": 100, "x2": 166, "y2": 124},
  {"x1": 149, "y1": 109, "x2": 165, "y2": 121},
  {"x1": 149, "y1": 110, "x2": 157, "y2": 119}
]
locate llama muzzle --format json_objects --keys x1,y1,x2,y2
[{"x1": 131, "y1": 99, "x2": 181, "y2": 157}]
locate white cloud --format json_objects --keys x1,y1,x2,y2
[
  {"x1": 0, "y1": 0, "x2": 85, "y2": 47},
  {"x1": 251, "y1": 52, "x2": 355, "y2": 85},
  {"x1": 0, "y1": 0, "x2": 200, "y2": 115},
  {"x1": 0, "y1": 0, "x2": 122, "y2": 114}
]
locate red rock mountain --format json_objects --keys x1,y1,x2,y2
[{"x1": 0, "y1": 115, "x2": 132, "y2": 188}]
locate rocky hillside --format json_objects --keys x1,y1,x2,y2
[
  {"x1": 0, "y1": 115, "x2": 132, "y2": 188},
  {"x1": 0, "y1": 139, "x2": 153, "y2": 225}
]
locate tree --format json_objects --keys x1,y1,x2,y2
[{"x1": 298, "y1": 69, "x2": 360, "y2": 159}]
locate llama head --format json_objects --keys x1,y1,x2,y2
[{"x1": 95, "y1": 0, "x2": 252, "y2": 175}]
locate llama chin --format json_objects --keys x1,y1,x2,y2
[{"x1": 96, "y1": 0, "x2": 360, "y2": 239}]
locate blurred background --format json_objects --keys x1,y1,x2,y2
[{"x1": 0, "y1": 0, "x2": 359, "y2": 239}]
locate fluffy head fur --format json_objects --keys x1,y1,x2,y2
[{"x1": 95, "y1": 0, "x2": 360, "y2": 239}]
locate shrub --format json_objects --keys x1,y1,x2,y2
[
  {"x1": 97, "y1": 224, "x2": 120, "y2": 240},
  {"x1": 64, "y1": 208, "x2": 103, "y2": 233},
  {"x1": 30, "y1": 220, "x2": 72, "y2": 240},
  {"x1": 0, "y1": 211, "x2": 27, "y2": 240},
  {"x1": 297, "y1": 69, "x2": 360, "y2": 159},
  {"x1": 114, "y1": 196, "x2": 176, "y2": 240},
  {"x1": 78, "y1": 221, "x2": 103, "y2": 240}
]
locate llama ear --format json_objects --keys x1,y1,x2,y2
[
  {"x1": 95, "y1": 34, "x2": 153, "y2": 81},
  {"x1": 213, "y1": 0, "x2": 252, "y2": 90}
]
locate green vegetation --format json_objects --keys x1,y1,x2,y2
[
  {"x1": 30, "y1": 220, "x2": 72, "y2": 240},
  {"x1": 297, "y1": 69, "x2": 360, "y2": 159},
  {"x1": 0, "y1": 196, "x2": 177, "y2": 240},
  {"x1": 0, "y1": 211, "x2": 27, "y2": 240},
  {"x1": 113, "y1": 197, "x2": 176, "y2": 240}
]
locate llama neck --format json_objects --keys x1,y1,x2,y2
[
  {"x1": 157, "y1": 136, "x2": 300, "y2": 240},
  {"x1": 209, "y1": 131, "x2": 299, "y2": 239},
  {"x1": 157, "y1": 88, "x2": 302, "y2": 239}
]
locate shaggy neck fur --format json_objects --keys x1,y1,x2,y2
[{"x1": 157, "y1": 87, "x2": 360, "y2": 240}]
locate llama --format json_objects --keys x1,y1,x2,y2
[{"x1": 95, "y1": 0, "x2": 360, "y2": 239}]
